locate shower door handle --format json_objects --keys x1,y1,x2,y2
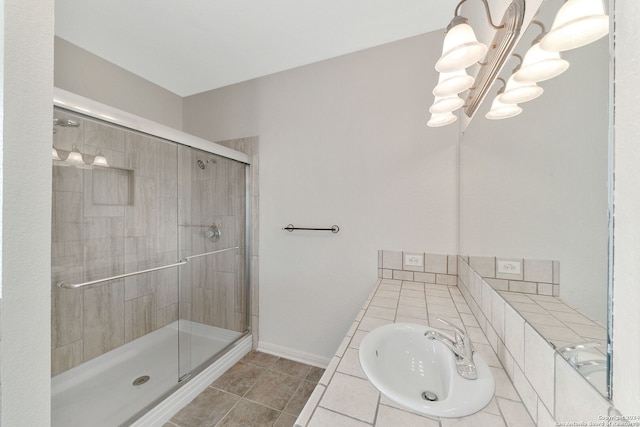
[{"x1": 56, "y1": 246, "x2": 240, "y2": 289}]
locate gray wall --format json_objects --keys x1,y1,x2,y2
[{"x1": 54, "y1": 37, "x2": 184, "y2": 129}]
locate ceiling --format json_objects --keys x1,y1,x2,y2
[{"x1": 55, "y1": 0, "x2": 459, "y2": 97}]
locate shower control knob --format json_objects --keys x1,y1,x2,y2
[{"x1": 205, "y1": 224, "x2": 222, "y2": 242}]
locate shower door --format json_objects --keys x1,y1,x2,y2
[
  {"x1": 176, "y1": 145, "x2": 249, "y2": 380},
  {"x1": 51, "y1": 107, "x2": 250, "y2": 427}
]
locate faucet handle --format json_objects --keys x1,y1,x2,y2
[{"x1": 436, "y1": 317, "x2": 467, "y2": 344}]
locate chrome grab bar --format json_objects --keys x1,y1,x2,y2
[{"x1": 57, "y1": 246, "x2": 239, "y2": 289}]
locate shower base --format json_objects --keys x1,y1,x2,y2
[{"x1": 52, "y1": 321, "x2": 244, "y2": 427}]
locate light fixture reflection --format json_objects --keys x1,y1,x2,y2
[
  {"x1": 486, "y1": 78, "x2": 522, "y2": 120},
  {"x1": 500, "y1": 75, "x2": 544, "y2": 104},
  {"x1": 435, "y1": 16, "x2": 488, "y2": 73},
  {"x1": 540, "y1": 0, "x2": 609, "y2": 52},
  {"x1": 91, "y1": 150, "x2": 109, "y2": 167},
  {"x1": 65, "y1": 145, "x2": 85, "y2": 166},
  {"x1": 429, "y1": 95, "x2": 465, "y2": 115},
  {"x1": 486, "y1": 97, "x2": 523, "y2": 120},
  {"x1": 52, "y1": 147, "x2": 62, "y2": 161},
  {"x1": 427, "y1": 112, "x2": 458, "y2": 128},
  {"x1": 433, "y1": 69, "x2": 475, "y2": 97},
  {"x1": 513, "y1": 42, "x2": 569, "y2": 83}
]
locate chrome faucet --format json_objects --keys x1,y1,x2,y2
[
  {"x1": 425, "y1": 318, "x2": 477, "y2": 380},
  {"x1": 557, "y1": 342, "x2": 601, "y2": 367}
]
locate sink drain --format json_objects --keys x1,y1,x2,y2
[
  {"x1": 132, "y1": 375, "x2": 150, "y2": 386},
  {"x1": 421, "y1": 391, "x2": 438, "y2": 402}
]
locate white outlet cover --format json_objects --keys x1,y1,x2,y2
[
  {"x1": 497, "y1": 260, "x2": 521, "y2": 275},
  {"x1": 404, "y1": 254, "x2": 423, "y2": 267}
]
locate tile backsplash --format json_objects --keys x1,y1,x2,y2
[
  {"x1": 378, "y1": 250, "x2": 457, "y2": 285},
  {"x1": 467, "y1": 255, "x2": 560, "y2": 297}
]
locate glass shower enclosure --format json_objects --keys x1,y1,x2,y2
[{"x1": 50, "y1": 105, "x2": 250, "y2": 426}]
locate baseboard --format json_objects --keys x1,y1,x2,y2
[
  {"x1": 257, "y1": 341, "x2": 331, "y2": 369},
  {"x1": 131, "y1": 335, "x2": 252, "y2": 427}
]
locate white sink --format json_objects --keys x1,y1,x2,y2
[{"x1": 359, "y1": 323, "x2": 495, "y2": 418}]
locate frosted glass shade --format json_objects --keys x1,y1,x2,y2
[
  {"x1": 433, "y1": 70, "x2": 475, "y2": 97},
  {"x1": 427, "y1": 112, "x2": 457, "y2": 127},
  {"x1": 540, "y1": 0, "x2": 609, "y2": 52},
  {"x1": 513, "y1": 43, "x2": 569, "y2": 83},
  {"x1": 435, "y1": 20, "x2": 488, "y2": 73},
  {"x1": 499, "y1": 76, "x2": 544, "y2": 104},
  {"x1": 429, "y1": 95, "x2": 464, "y2": 114},
  {"x1": 65, "y1": 145, "x2": 85, "y2": 166},
  {"x1": 485, "y1": 97, "x2": 522, "y2": 120},
  {"x1": 52, "y1": 147, "x2": 62, "y2": 161},
  {"x1": 92, "y1": 151, "x2": 109, "y2": 167}
]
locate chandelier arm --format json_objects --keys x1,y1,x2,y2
[
  {"x1": 454, "y1": 0, "x2": 469, "y2": 18},
  {"x1": 511, "y1": 53, "x2": 523, "y2": 73},
  {"x1": 480, "y1": 0, "x2": 506, "y2": 30}
]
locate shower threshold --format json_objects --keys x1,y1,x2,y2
[{"x1": 52, "y1": 320, "x2": 243, "y2": 427}]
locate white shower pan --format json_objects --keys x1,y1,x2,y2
[{"x1": 52, "y1": 320, "x2": 243, "y2": 427}]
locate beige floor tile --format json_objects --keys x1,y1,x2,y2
[
  {"x1": 271, "y1": 358, "x2": 312, "y2": 379},
  {"x1": 283, "y1": 380, "x2": 317, "y2": 416},
  {"x1": 273, "y1": 412, "x2": 297, "y2": 427},
  {"x1": 170, "y1": 388, "x2": 239, "y2": 427},
  {"x1": 305, "y1": 366, "x2": 325, "y2": 383},
  {"x1": 217, "y1": 399, "x2": 280, "y2": 427},
  {"x1": 241, "y1": 350, "x2": 279, "y2": 368},
  {"x1": 211, "y1": 361, "x2": 264, "y2": 396},
  {"x1": 245, "y1": 370, "x2": 301, "y2": 411}
]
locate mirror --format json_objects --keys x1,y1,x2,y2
[{"x1": 458, "y1": 3, "x2": 611, "y2": 396}]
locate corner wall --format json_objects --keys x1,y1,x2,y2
[
  {"x1": 183, "y1": 31, "x2": 459, "y2": 361},
  {"x1": 2, "y1": 0, "x2": 54, "y2": 424}
]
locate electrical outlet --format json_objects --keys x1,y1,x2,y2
[
  {"x1": 497, "y1": 260, "x2": 521, "y2": 275},
  {"x1": 404, "y1": 254, "x2": 423, "y2": 267}
]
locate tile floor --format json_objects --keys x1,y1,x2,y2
[{"x1": 165, "y1": 351, "x2": 324, "y2": 427}]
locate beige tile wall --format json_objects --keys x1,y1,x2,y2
[
  {"x1": 180, "y1": 144, "x2": 248, "y2": 334},
  {"x1": 215, "y1": 137, "x2": 259, "y2": 349}
]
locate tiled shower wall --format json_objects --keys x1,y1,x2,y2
[
  {"x1": 215, "y1": 137, "x2": 259, "y2": 349},
  {"x1": 51, "y1": 110, "x2": 248, "y2": 375},
  {"x1": 179, "y1": 144, "x2": 248, "y2": 333}
]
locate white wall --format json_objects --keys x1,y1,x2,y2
[
  {"x1": 459, "y1": 35, "x2": 610, "y2": 323},
  {"x1": 183, "y1": 32, "x2": 459, "y2": 361},
  {"x1": 611, "y1": 0, "x2": 640, "y2": 415},
  {"x1": 54, "y1": 37, "x2": 184, "y2": 129},
  {"x1": 2, "y1": 0, "x2": 54, "y2": 425}
]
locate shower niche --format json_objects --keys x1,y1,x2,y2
[{"x1": 51, "y1": 106, "x2": 251, "y2": 427}]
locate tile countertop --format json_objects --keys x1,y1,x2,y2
[{"x1": 294, "y1": 278, "x2": 535, "y2": 427}]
